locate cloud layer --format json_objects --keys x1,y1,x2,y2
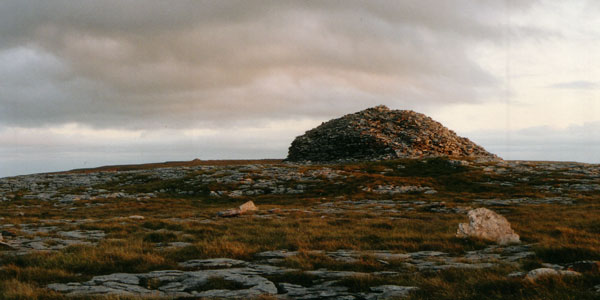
[
  {"x1": 2, "y1": 1, "x2": 599, "y2": 177},
  {"x1": 0, "y1": 0, "x2": 537, "y2": 129}
]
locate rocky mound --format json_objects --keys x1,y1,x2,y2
[{"x1": 286, "y1": 105, "x2": 496, "y2": 162}]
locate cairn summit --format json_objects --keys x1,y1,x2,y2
[{"x1": 286, "y1": 105, "x2": 497, "y2": 162}]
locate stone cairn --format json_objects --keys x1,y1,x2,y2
[{"x1": 286, "y1": 105, "x2": 497, "y2": 162}]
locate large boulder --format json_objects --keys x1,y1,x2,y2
[
  {"x1": 457, "y1": 208, "x2": 520, "y2": 245},
  {"x1": 286, "y1": 105, "x2": 497, "y2": 162}
]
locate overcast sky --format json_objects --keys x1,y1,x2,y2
[{"x1": 1, "y1": 0, "x2": 599, "y2": 177}]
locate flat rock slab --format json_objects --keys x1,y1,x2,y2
[
  {"x1": 179, "y1": 258, "x2": 248, "y2": 269},
  {"x1": 58, "y1": 230, "x2": 105, "y2": 240},
  {"x1": 47, "y1": 243, "x2": 537, "y2": 298},
  {"x1": 256, "y1": 245, "x2": 533, "y2": 272},
  {"x1": 47, "y1": 264, "x2": 416, "y2": 299},
  {"x1": 474, "y1": 197, "x2": 574, "y2": 206},
  {"x1": 48, "y1": 268, "x2": 277, "y2": 298}
]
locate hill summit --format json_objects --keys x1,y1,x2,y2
[{"x1": 286, "y1": 105, "x2": 497, "y2": 162}]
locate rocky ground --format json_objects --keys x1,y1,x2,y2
[{"x1": 0, "y1": 158, "x2": 599, "y2": 299}]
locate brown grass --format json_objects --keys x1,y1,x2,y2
[{"x1": 1, "y1": 158, "x2": 599, "y2": 299}]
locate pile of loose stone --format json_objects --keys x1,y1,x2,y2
[{"x1": 286, "y1": 105, "x2": 497, "y2": 162}]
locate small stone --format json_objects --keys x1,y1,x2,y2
[
  {"x1": 217, "y1": 201, "x2": 258, "y2": 217},
  {"x1": 456, "y1": 208, "x2": 520, "y2": 245},
  {"x1": 525, "y1": 268, "x2": 581, "y2": 281},
  {"x1": 239, "y1": 201, "x2": 258, "y2": 213},
  {"x1": 128, "y1": 215, "x2": 145, "y2": 220},
  {"x1": 507, "y1": 271, "x2": 525, "y2": 278},
  {"x1": 525, "y1": 268, "x2": 559, "y2": 281}
]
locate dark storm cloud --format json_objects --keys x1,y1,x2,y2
[{"x1": 0, "y1": 0, "x2": 538, "y2": 129}]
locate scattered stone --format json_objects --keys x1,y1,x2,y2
[
  {"x1": 456, "y1": 208, "x2": 520, "y2": 245},
  {"x1": 365, "y1": 185, "x2": 435, "y2": 195},
  {"x1": 129, "y1": 215, "x2": 145, "y2": 220}
]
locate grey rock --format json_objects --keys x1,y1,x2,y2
[
  {"x1": 256, "y1": 250, "x2": 300, "y2": 258},
  {"x1": 48, "y1": 268, "x2": 278, "y2": 298},
  {"x1": 370, "y1": 285, "x2": 419, "y2": 299},
  {"x1": 525, "y1": 268, "x2": 581, "y2": 281},
  {"x1": 58, "y1": 230, "x2": 105, "y2": 240},
  {"x1": 179, "y1": 258, "x2": 247, "y2": 269}
]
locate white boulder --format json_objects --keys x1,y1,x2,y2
[
  {"x1": 525, "y1": 268, "x2": 581, "y2": 281},
  {"x1": 239, "y1": 201, "x2": 258, "y2": 213},
  {"x1": 457, "y1": 208, "x2": 520, "y2": 245}
]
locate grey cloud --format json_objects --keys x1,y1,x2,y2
[
  {"x1": 0, "y1": 0, "x2": 540, "y2": 129},
  {"x1": 548, "y1": 80, "x2": 598, "y2": 90}
]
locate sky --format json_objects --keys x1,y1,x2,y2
[{"x1": 1, "y1": 0, "x2": 599, "y2": 177}]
